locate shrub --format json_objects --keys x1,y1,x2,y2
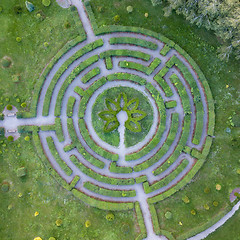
[
  {"x1": 145, "y1": 13, "x2": 149, "y2": 18},
  {"x1": 216, "y1": 184, "x2": 222, "y2": 190},
  {"x1": 36, "y1": 10, "x2": 46, "y2": 21},
  {"x1": 70, "y1": 6, "x2": 76, "y2": 11},
  {"x1": 6, "y1": 105, "x2": 13, "y2": 110},
  {"x1": 55, "y1": 219, "x2": 63, "y2": 226},
  {"x1": 182, "y1": 195, "x2": 190, "y2": 204},
  {"x1": 49, "y1": 238, "x2": 56, "y2": 240},
  {"x1": 1, "y1": 182, "x2": 10, "y2": 192},
  {"x1": 106, "y1": 212, "x2": 115, "y2": 221},
  {"x1": 191, "y1": 209, "x2": 196, "y2": 215},
  {"x1": 42, "y1": 0, "x2": 51, "y2": 7},
  {"x1": 1, "y1": 58, "x2": 12, "y2": 68},
  {"x1": 24, "y1": 136, "x2": 30, "y2": 141},
  {"x1": 44, "y1": 42, "x2": 49, "y2": 47},
  {"x1": 204, "y1": 204, "x2": 210, "y2": 210},
  {"x1": 25, "y1": 1, "x2": 35, "y2": 12},
  {"x1": 204, "y1": 187, "x2": 211, "y2": 193},
  {"x1": 114, "y1": 15, "x2": 120, "y2": 23},
  {"x1": 126, "y1": 6, "x2": 133, "y2": 13},
  {"x1": 7, "y1": 136, "x2": 14, "y2": 142},
  {"x1": 64, "y1": 21, "x2": 71, "y2": 29},
  {"x1": 17, "y1": 167, "x2": 27, "y2": 177},
  {"x1": 237, "y1": 169, "x2": 240, "y2": 174},
  {"x1": 0, "y1": 6, "x2": 3, "y2": 13},
  {"x1": 85, "y1": 220, "x2": 91, "y2": 227},
  {"x1": 21, "y1": 102, "x2": 27, "y2": 108},
  {"x1": 16, "y1": 37, "x2": 22, "y2": 42},
  {"x1": 13, "y1": 5, "x2": 23, "y2": 14},
  {"x1": 213, "y1": 201, "x2": 219, "y2": 207},
  {"x1": 12, "y1": 74, "x2": 21, "y2": 83},
  {"x1": 164, "y1": 211, "x2": 172, "y2": 219}
]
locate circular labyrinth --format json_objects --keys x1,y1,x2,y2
[{"x1": 34, "y1": 30, "x2": 215, "y2": 214}]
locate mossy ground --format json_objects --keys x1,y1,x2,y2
[{"x1": 0, "y1": 0, "x2": 240, "y2": 239}]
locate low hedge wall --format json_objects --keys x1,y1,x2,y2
[
  {"x1": 133, "y1": 113, "x2": 179, "y2": 172},
  {"x1": 54, "y1": 55, "x2": 99, "y2": 116},
  {"x1": 70, "y1": 155, "x2": 135, "y2": 186},
  {"x1": 109, "y1": 37, "x2": 158, "y2": 50},
  {"x1": 55, "y1": 117, "x2": 65, "y2": 142},
  {"x1": 46, "y1": 136, "x2": 72, "y2": 176},
  {"x1": 135, "y1": 175, "x2": 148, "y2": 184},
  {"x1": 79, "y1": 119, "x2": 118, "y2": 161},
  {"x1": 149, "y1": 204, "x2": 161, "y2": 235},
  {"x1": 67, "y1": 118, "x2": 105, "y2": 169},
  {"x1": 43, "y1": 39, "x2": 103, "y2": 116},
  {"x1": 84, "y1": 181, "x2": 136, "y2": 198},
  {"x1": 67, "y1": 96, "x2": 76, "y2": 117},
  {"x1": 109, "y1": 162, "x2": 133, "y2": 174},
  {"x1": 81, "y1": 67, "x2": 101, "y2": 83},
  {"x1": 105, "y1": 57, "x2": 113, "y2": 69},
  {"x1": 160, "y1": 44, "x2": 171, "y2": 56},
  {"x1": 153, "y1": 73, "x2": 173, "y2": 98},
  {"x1": 107, "y1": 72, "x2": 146, "y2": 85},
  {"x1": 144, "y1": 159, "x2": 189, "y2": 193},
  {"x1": 135, "y1": 202, "x2": 147, "y2": 236},
  {"x1": 99, "y1": 49, "x2": 151, "y2": 61}
]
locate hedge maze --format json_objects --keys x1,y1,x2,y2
[{"x1": 1, "y1": 22, "x2": 214, "y2": 239}]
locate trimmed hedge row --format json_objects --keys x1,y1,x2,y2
[
  {"x1": 79, "y1": 119, "x2": 118, "y2": 161},
  {"x1": 40, "y1": 124, "x2": 55, "y2": 131},
  {"x1": 55, "y1": 117, "x2": 65, "y2": 142},
  {"x1": 144, "y1": 159, "x2": 189, "y2": 193},
  {"x1": 46, "y1": 136, "x2": 72, "y2": 176},
  {"x1": 72, "y1": 188, "x2": 135, "y2": 211},
  {"x1": 69, "y1": 175, "x2": 81, "y2": 190},
  {"x1": 105, "y1": 57, "x2": 113, "y2": 69},
  {"x1": 74, "y1": 86, "x2": 85, "y2": 96},
  {"x1": 67, "y1": 96, "x2": 76, "y2": 117},
  {"x1": 43, "y1": 39, "x2": 103, "y2": 116},
  {"x1": 133, "y1": 113, "x2": 179, "y2": 172},
  {"x1": 165, "y1": 100, "x2": 177, "y2": 109},
  {"x1": 109, "y1": 162, "x2": 133, "y2": 174},
  {"x1": 78, "y1": 77, "x2": 107, "y2": 118},
  {"x1": 84, "y1": 181, "x2": 136, "y2": 198},
  {"x1": 135, "y1": 202, "x2": 147, "y2": 237},
  {"x1": 135, "y1": 175, "x2": 148, "y2": 184},
  {"x1": 119, "y1": 58, "x2": 161, "y2": 76},
  {"x1": 125, "y1": 83, "x2": 166, "y2": 161},
  {"x1": 107, "y1": 72, "x2": 146, "y2": 85},
  {"x1": 99, "y1": 49, "x2": 151, "y2": 61},
  {"x1": 191, "y1": 136, "x2": 213, "y2": 159},
  {"x1": 160, "y1": 44, "x2": 171, "y2": 56},
  {"x1": 55, "y1": 55, "x2": 100, "y2": 116},
  {"x1": 149, "y1": 204, "x2": 161, "y2": 235},
  {"x1": 109, "y1": 37, "x2": 158, "y2": 50},
  {"x1": 81, "y1": 67, "x2": 101, "y2": 83},
  {"x1": 153, "y1": 114, "x2": 191, "y2": 176},
  {"x1": 153, "y1": 71, "x2": 173, "y2": 97},
  {"x1": 29, "y1": 35, "x2": 85, "y2": 119},
  {"x1": 70, "y1": 155, "x2": 135, "y2": 186},
  {"x1": 66, "y1": 118, "x2": 105, "y2": 169}
]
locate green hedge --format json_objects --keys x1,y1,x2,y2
[
  {"x1": 191, "y1": 136, "x2": 213, "y2": 160},
  {"x1": 81, "y1": 67, "x2": 101, "y2": 83},
  {"x1": 66, "y1": 118, "x2": 105, "y2": 169},
  {"x1": 165, "y1": 100, "x2": 177, "y2": 109},
  {"x1": 67, "y1": 96, "x2": 76, "y2": 117},
  {"x1": 46, "y1": 136, "x2": 72, "y2": 176},
  {"x1": 160, "y1": 44, "x2": 171, "y2": 56},
  {"x1": 119, "y1": 58, "x2": 161, "y2": 75},
  {"x1": 55, "y1": 117, "x2": 65, "y2": 142},
  {"x1": 135, "y1": 202, "x2": 147, "y2": 236},
  {"x1": 125, "y1": 83, "x2": 166, "y2": 161},
  {"x1": 109, "y1": 162, "x2": 133, "y2": 174},
  {"x1": 74, "y1": 86, "x2": 85, "y2": 96},
  {"x1": 133, "y1": 113, "x2": 178, "y2": 172},
  {"x1": 109, "y1": 37, "x2": 158, "y2": 50},
  {"x1": 135, "y1": 175, "x2": 148, "y2": 184},
  {"x1": 43, "y1": 39, "x2": 103, "y2": 117},
  {"x1": 144, "y1": 159, "x2": 189, "y2": 193},
  {"x1": 107, "y1": 72, "x2": 146, "y2": 85},
  {"x1": 99, "y1": 49, "x2": 151, "y2": 61},
  {"x1": 105, "y1": 57, "x2": 113, "y2": 69},
  {"x1": 54, "y1": 55, "x2": 100, "y2": 116},
  {"x1": 153, "y1": 72, "x2": 173, "y2": 97},
  {"x1": 30, "y1": 35, "x2": 85, "y2": 119},
  {"x1": 149, "y1": 204, "x2": 161, "y2": 235},
  {"x1": 84, "y1": 181, "x2": 136, "y2": 198},
  {"x1": 79, "y1": 119, "x2": 118, "y2": 161},
  {"x1": 70, "y1": 155, "x2": 135, "y2": 186},
  {"x1": 71, "y1": 189, "x2": 135, "y2": 211}
]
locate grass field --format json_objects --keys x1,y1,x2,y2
[{"x1": 0, "y1": 0, "x2": 240, "y2": 239}]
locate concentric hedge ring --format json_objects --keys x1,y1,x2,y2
[{"x1": 33, "y1": 29, "x2": 214, "y2": 212}]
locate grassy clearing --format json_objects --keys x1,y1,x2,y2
[{"x1": 90, "y1": 0, "x2": 240, "y2": 238}]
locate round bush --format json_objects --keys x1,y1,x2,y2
[
  {"x1": 55, "y1": 219, "x2": 62, "y2": 227},
  {"x1": 213, "y1": 201, "x2": 219, "y2": 207},
  {"x1": 164, "y1": 211, "x2": 172, "y2": 219},
  {"x1": 21, "y1": 102, "x2": 27, "y2": 108},
  {"x1": 114, "y1": 15, "x2": 120, "y2": 23},
  {"x1": 216, "y1": 184, "x2": 222, "y2": 190},
  {"x1": 13, "y1": 5, "x2": 22, "y2": 14},
  {"x1": 16, "y1": 37, "x2": 22, "y2": 42},
  {"x1": 182, "y1": 195, "x2": 190, "y2": 204},
  {"x1": 49, "y1": 237, "x2": 56, "y2": 240},
  {"x1": 42, "y1": 0, "x2": 51, "y2": 7},
  {"x1": 204, "y1": 204, "x2": 210, "y2": 210},
  {"x1": 145, "y1": 12, "x2": 149, "y2": 18},
  {"x1": 204, "y1": 187, "x2": 211, "y2": 194},
  {"x1": 191, "y1": 209, "x2": 196, "y2": 215},
  {"x1": 237, "y1": 169, "x2": 240, "y2": 174},
  {"x1": 126, "y1": 6, "x2": 133, "y2": 13},
  {"x1": 6, "y1": 105, "x2": 13, "y2": 110},
  {"x1": 85, "y1": 220, "x2": 91, "y2": 227},
  {"x1": 106, "y1": 212, "x2": 115, "y2": 221},
  {"x1": 1, "y1": 58, "x2": 12, "y2": 68},
  {"x1": 24, "y1": 136, "x2": 30, "y2": 141},
  {"x1": 1, "y1": 182, "x2": 10, "y2": 192},
  {"x1": 44, "y1": 42, "x2": 49, "y2": 47},
  {"x1": 7, "y1": 136, "x2": 14, "y2": 142}
]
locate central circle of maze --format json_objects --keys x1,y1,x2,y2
[{"x1": 37, "y1": 32, "x2": 214, "y2": 210}]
